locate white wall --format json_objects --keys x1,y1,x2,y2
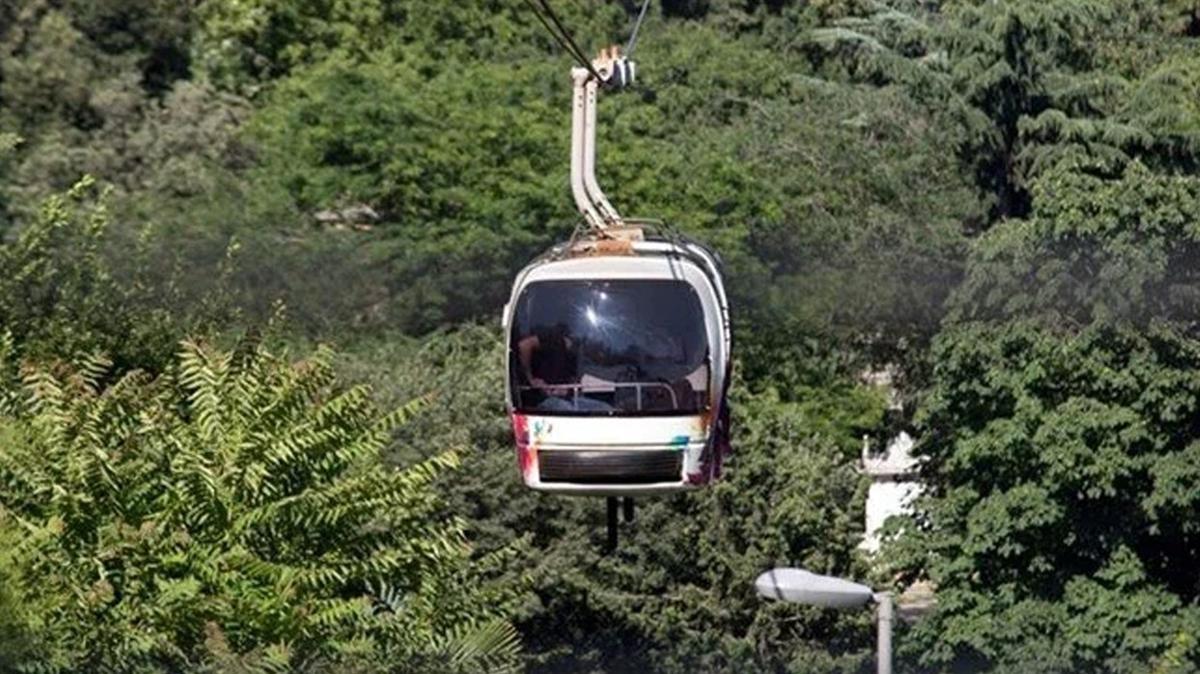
[{"x1": 860, "y1": 431, "x2": 921, "y2": 553}]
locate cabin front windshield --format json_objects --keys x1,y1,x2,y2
[{"x1": 510, "y1": 279, "x2": 710, "y2": 416}]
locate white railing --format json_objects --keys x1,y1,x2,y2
[{"x1": 517, "y1": 381, "x2": 685, "y2": 412}]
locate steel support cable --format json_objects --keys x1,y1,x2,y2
[
  {"x1": 522, "y1": 0, "x2": 604, "y2": 81},
  {"x1": 536, "y1": 0, "x2": 600, "y2": 74},
  {"x1": 625, "y1": 0, "x2": 652, "y2": 57},
  {"x1": 520, "y1": 0, "x2": 589, "y2": 67}
]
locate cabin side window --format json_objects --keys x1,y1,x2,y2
[{"x1": 510, "y1": 279, "x2": 710, "y2": 416}]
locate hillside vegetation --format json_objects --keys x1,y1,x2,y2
[{"x1": 1, "y1": 1, "x2": 1199, "y2": 672}]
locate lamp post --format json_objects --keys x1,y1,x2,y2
[{"x1": 755, "y1": 568, "x2": 893, "y2": 674}]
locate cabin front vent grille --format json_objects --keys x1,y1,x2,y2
[{"x1": 538, "y1": 450, "x2": 682, "y2": 484}]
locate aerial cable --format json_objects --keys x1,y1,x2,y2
[
  {"x1": 520, "y1": 0, "x2": 590, "y2": 68},
  {"x1": 625, "y1": 0, "x2": 652, "y2": 57},
  {"x1": 535, "y1": 0, "x2": 594, "y2": 68},
  {"x1": 522, "y1": 0, "x2": 605, "y2": 81}
]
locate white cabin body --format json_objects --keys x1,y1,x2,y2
[{"x1": 503, "y1": 239, "x2": 732, "y2": 496}]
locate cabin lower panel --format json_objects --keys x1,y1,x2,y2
[{"x1": 511, "y1": 413, "x2": 716, "y2": 495}]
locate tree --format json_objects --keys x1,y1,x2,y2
[
  {"x1": 0, "y1": 504, "x2": 38, "y2": 673},
  {"x1": 341, "y1": 326, "x2": 887, "y2": 674},
  {"x1": 0, "y1": 337, "x2": 523, "y2": 672},
  {"x1": 0, "y1": 176, "x2": 237, "y2": 372},
  {"x1": 0, "y1": 0, "x2": 198, "y2": 204},
  {"x1": 897, "y1": 321, "x2": 1200, "y2": 673},
  {"x1": 889, "y1": 160, "x2": 1200, "y2": 672},
  {"x1": 806, "y1": 0, "x2": 1200, "y2": 222},
  {"x1": 192, "y1": 0, "x2": 629, "y2": 90},
  {"x1": 950, "y1": 160, "x2": 1200, "y2": 328}
]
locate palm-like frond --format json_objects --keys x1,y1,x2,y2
[
  {"x1": 0, "y1": 341, "x2": 522, "y2": 672},
  {"x1": 432, "y1": 619, "x2": 523, "y2": 674}
]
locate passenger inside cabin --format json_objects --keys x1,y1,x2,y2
[{"x1": 517, "y1": 322, "x2": 612, "y2": 412}]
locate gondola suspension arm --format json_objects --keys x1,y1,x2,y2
[{"x1": 570, "y1": 47, "x2": 636, "y2": 233}]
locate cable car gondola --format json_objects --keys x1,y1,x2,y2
[{"x1": 502, "y1": 46, "x2": 733, "y2": 509}]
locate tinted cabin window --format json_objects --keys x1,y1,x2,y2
[{"x1": 510, "y1": 279, "x2": 710, "y2": 416}]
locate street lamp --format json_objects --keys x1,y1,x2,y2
[{"x1": 755, "y1": 568, "x2": 894, "y2": 674}]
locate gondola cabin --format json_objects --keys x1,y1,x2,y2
[
  {"x1": 503, "y1": 236, "x2": 731, "y2": 495},
  {"x1": 503, "y1": 46, "x2": 732, "y2": 503}
]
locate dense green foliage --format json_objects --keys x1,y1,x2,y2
[
  {"x1": 0, "y1": 333, "x2": 523, "y2": 672},
  {"x1": 885, "y1": 159, "x2": 1200, "y2": 672},
  {"x1": 900, "y1": 322, "x2": 1200, "y2": 673},
  {"x1": 340, "y1": 328, "x2": 884, "y2": 673},
  {"x1": 3, "y1": 0, "x2": 1200, "y2": 672}
]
